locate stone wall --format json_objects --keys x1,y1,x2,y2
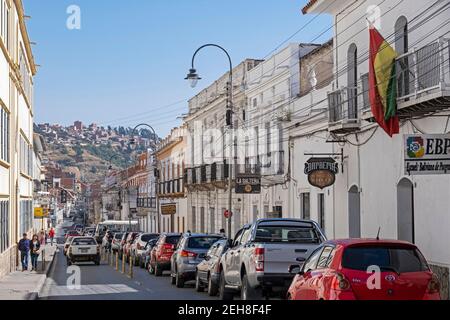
[{"x1": 430, "y1": 264, "x2": 449, "y2": 300}]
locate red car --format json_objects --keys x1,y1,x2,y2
[
  {"x1": 149, "y1": 233, "x2": 181, "y2": 276},
  {"x1": 287, "y1": 239, "x2": 441, "y2": 300}
]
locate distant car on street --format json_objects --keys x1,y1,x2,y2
[
  {"x1": 131, "y1": 233, "x2": 159, "y2": 267},
  {"x1": 171, "y1": 233, "x2": 224, "y2": 288},
  {"x1": 124, "y1": 232, "x2": 139, "y2": 262},
  {"x1": 195, "y1": 239, "x2": 230, "y2": 296},
  {"x1": 111, "y1": 232, "x2": 124, "y2": 254},
  {"x1": 143, "y1": 238, "x2": 159, "y2": 269},
  {"x1": 66, "y1": 237, "x2": 101, "y2": 266},
  {"x1": 287, "y1": 239, "x2": 441, "y2": 301},
  {"x1": 65, "y1": 230, "x2": 80, "y2": 240},
  {"x1": 149, "y1": 233, "x2": 182, "y2": 276}
]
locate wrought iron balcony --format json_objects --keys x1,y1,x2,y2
[{"x1": 396, "y1": 38, "x2": 450, "y2": 117}]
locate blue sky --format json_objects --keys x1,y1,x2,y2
[{"x1": 24, "y1": 0, "x2": 332, "y2": 136}]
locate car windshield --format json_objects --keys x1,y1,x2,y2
[
  {"x1": 342, "y1": 246, "x2": 429, "y2": 273},
  {"x1": 166, "y1": 236, "x2": 181, "y2": 245},
  {"x1": 188, "y1": 237, "x2": 222, "y2": 249},
  {"x1": 254, "y1": 225, "x2": 321, "y2": 243},
  {"x1": 72, "y1": 238, "x2": 97, "y2": 246},
  {"x1": 141, "y1": 234, "x2": 158, "y2": 242},
  {"x1": 114, "y1": 233, "x2": 123, "y2": 239}
]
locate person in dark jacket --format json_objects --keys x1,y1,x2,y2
[
  {"x1": 18, "y1": 234, "x2": 30, "y2": 272},
  {"x1": 30, "y1": 235, "x2": 41, "y2": 272}
]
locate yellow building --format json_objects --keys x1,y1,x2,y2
[{"x1": 0, "y1": 0, "x2": 37, "y2": 277}]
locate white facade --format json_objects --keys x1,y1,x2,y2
[
  {"x1": 301, "y1": 0, "x2": 450, "y2": 297},
  {"x1": 0, "y1": 0, "x2": 36, "y2": 278}
]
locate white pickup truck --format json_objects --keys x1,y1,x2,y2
[
  {"x1": 218, "y1": 219, "x2": 326, "y2": 300},
  {"x1": 67, "y1": 237, "x2": 101, "y2": 266}
]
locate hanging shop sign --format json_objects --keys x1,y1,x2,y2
[
  {"x1": 304, "y1": 157, "x2": 339, "y2": 189},
  {"x1": 405, "y1": 134, "x2": 450, "y2": 175},
  {"x1": 235, "y1": 174, "x2": 261, "y2": 194},
  {"x1": 161, "y1": 204, "x2": 177, "y2": 215}
]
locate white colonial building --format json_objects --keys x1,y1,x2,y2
[{"x1": 0, "y1": 0, "x2": 37, "y2": 277}]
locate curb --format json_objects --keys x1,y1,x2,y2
[{"x1": 26, "y1": 248, "x2": 57, "y2": 300}]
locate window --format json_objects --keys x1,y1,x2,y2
[
  {"x1": 200, "y1": 207, "x2": 205, "y2": 233},
  {"x1": 1, "y1": 1, "x2": 9, "y2": 49},
  {"x1": 342, "y1": 246, "x2": 429, "y2": 273},
  {"x1": 301, "y1": 193, "x2": 310, "y2": 220},
  {"x1": 0, "y1": 200, "x2": 9, "y2": 253},
  {"x1": 209, "y1": 208, "x2": 215, "y2": 234},
  {"x1": 318, "y1": 194, "x2": 325, "y2": 229},
  {"x1": 303, "y1": 247, "x2": 323, "y2": 273},
  {"x1": 191, "y1": 206, "x2": 196, "y2": 231},
  {"x1": 347, "y1": 44, "x2": 358, "y2": 119},
  {"x1": 20, "y1": 200, "x2": 33, "y2": 235},
  {"x1": 255, "y1": 224, "x2": 322, "y2": 244},
  {"x1": 0, "y1": 107, "x2": 9, "y2": 162},
  {"x1": 20, "y1": 135, "x2": 32, "y2": 176},
  {"x1": 317, "y1": 246, "x2": 334, "y2": 268},
  {"x1": 395, "y1": 16, "x2": 410, "y2": 97}
]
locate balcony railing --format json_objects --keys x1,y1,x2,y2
[
  {"x1": 328, "y1": 86, "x2": 362, "y2": 134},
  {"x1": 396, "y1": 38, "x2": 450, "y2": 116}
]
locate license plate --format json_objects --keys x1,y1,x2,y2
[{"x1": 80, "y1": 249, "x2": 89, "y2": 253}]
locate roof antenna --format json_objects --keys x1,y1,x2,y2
[{"x1": 376, "y1": 227, "x2": 381, "y2": 240}]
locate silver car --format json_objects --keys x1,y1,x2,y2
[{"x1": 170, "y1": 233, "x2": 224, "y2": 288}]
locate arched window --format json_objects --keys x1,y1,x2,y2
[
  {"x1": 395, "y1": 16, "x2": 409, "y2": 97},
  {"x1": 347, "y1": 44, "x2": 358, "y2": 119}
]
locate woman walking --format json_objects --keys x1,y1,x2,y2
[{"x1": 30, "y1": 235, "x2": 41, "y2": 272}]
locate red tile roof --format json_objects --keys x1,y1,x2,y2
[{"x1": 302, "y1": 0, "x2": 319, "y2": 14}]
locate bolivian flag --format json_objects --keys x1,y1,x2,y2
[{"x1": 369, "y1": 26, "x2": 400, "y2": 137}]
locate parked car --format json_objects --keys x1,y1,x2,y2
[
  {"x1": 131, "y1": 233, "x2": 159, "y2": 267},
  {"x1": 143, "y1": 238, "x2": 159, "y2": 269},
  {"x1": 195, "y1": 239, "x2": 230, "y2": 296},
  {"x1": 65, "y1": 230, "x2": 80, "y2": 240},
  {"x1": 123, "y1": 232, "x2": 139, "y2": 262},
  {"x1": 219, "y1": 219, "x2": 326, "y2": 300},
  {"x1": 118, "y1": 232, "x2": 129, "y2": 259},
  {"x1": 63, "y1": 236, "x2": 75, "y2": 256},
  {"x1": 111, "y1": 232, "x2": 124, "y2": 254},
  {"x1": 66, "y1": 237, "x2": 101, "y2": 266},
  {"x1": 149, "y1": 233, "x2": 182, "y2": 276},
  {"x1": 170, "y1": 234, "x2": 224, "y2": 288},
  {"x1": 83, "y1": 227, "x2": 96, "y2": 236},
  {"x1": 287, "y1": 239, "x2": 441, "y2": 300}
]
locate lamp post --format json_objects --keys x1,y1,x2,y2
[
  {"x1": 128, "y1": 124, "x2": 159, "y2": 233},
  {"x1": 185, "y1": 44, "x2": 234, "y2": 240}
]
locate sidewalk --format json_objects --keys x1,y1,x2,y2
[{"x1": 0, "y1": 244, "x2": 57, "y2": 300}]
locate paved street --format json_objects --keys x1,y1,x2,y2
[{"x1": 39, "y1": 226, "x2": 215, "y2": 300}]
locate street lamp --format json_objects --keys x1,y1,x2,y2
[
  {"x1": 128, "y1": 123, "x2": 159, "y2": 233},
  {"x1": 185, "y1": 44, "x2": 234, "y2": 240}
]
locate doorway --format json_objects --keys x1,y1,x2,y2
[
  {"x1": 397, "y1": 178, "x2": 415, "y2": 243},
  {"x1": 348, "y1": 185, "x2": 361, "y2": 238}
]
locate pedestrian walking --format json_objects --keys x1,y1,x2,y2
[
  {"x1": 18, "y1": 234, "x2": 30, "y2": 272},
  {"x1": 30, "y1": 235, "x2": 41, "y2": 272},
  {"x1": 48, "y1": 227, "x2": 55, "y2": 246},
  {"x1": 39, "y1": 230, "x2": 46, "y2": 245},
  {"x1": 219, "y1": 229, "x2": 226, "y2": 238}
]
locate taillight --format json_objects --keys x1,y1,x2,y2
[
  {"x1": 162, "y1": 243, "x2": 174, "y2": 253},
  {"x1": 253, "y1": 248, "x2": 264, "y2": 272},
  {"x1": 427, "y1": 275, "x2": 440, "y2": 294},
  {"x1": 331, "y1": 272, "x2": 351, "y2": 291},
  {"x1": 69, "y1": 247, "x2": 72, "y2": 255},
  {"x1": 180, "y1": 250, "x2": 198, "y2": 258}
]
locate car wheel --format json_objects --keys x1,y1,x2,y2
[
  {"x1": 170, "y1": 272, "x2": 176, "y2": 285},
  {"x1": 155, "y1": 263, "x2": 163, "y2": 277},
  {"x1": 195, "y1": 272, "x2": 204, "y2": 292},
  {"x1": 148, "y1": 263, "x2": 155, "y2": 274},
  {"x1": 241, "y1": 274, "x2": 263, "y2": 300},
  {"x1": 219, "y1": 270, "x2": 233, "y2": 300},
  {"x1": 176, "y1": 271, "x2": 185, "y2": 288},
  {"x1": 208, "y1": 273, "x2": 219, "y2": 296},
  {"x1": 95, "y1": 259, "x2": 100, "y2": 266}
]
